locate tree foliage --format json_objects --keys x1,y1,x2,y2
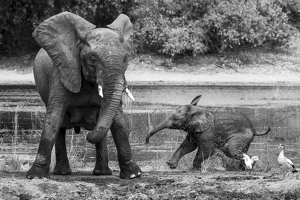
[
  {"x1": 0, "y1": 0, "x2": 54, "y2": 54},
  {"x1": 132, "y1": 0, "x2": 299, "y2": 58},
  {"x1": 0, "y1": 0, "x2": 299, "y2": 57},
  {"x1": 0, "y1": 0, "x2": 132, "y2": 55}
]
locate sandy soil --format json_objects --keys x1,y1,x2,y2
[{"x1": 1, "y1": 55, "x2": 300, "y2": 86}]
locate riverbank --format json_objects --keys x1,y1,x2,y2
[{"x1": 1, "y1": 67, "x2": 300, "y2": 86}]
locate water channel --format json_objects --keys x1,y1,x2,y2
[{"x1": 1, "y1": 83, "x2": 300, "y2": 171}]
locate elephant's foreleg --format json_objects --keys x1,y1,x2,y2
[
  {"x1": 110, "y1": 105, "x2": 141, "y2": 179},
  {"x1": 53, "y1": 128, "x2": 71, "y2": 175},
  {"x1": 26, "y1": 105, "x2": 65, "y2": 179},
  {"x1": 93, "y1": 136, "x2": 112, "y2": 175},
  {"x1": 193, "y1": 145, "x2": 214, "y2": 169},
  {"x1": 167, "y1": 134, "x2": 197, "y2": 169}
]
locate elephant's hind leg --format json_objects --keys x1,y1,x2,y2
[
  {"x1": 167, "y1": 134, "x2": 197, "y2": 169},
  {"x1": 221, "y1": 135, "x2": 250, "y2": 160},
  {"x1": 220, "y1": 136, "x2": 250, "y2": 170},
  {"x1": 93, "y1": 136, "x2": 112, "y2": 175},
  {"x1": 53, "y1": 128, "x2": 71, "y2": 175}
]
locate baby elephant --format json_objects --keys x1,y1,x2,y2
[{"x1": 146, "y1": 95, "x2": 271, "y2": 170}]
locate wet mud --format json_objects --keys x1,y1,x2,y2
[{"x1": 1, "y1": 170, "x2": 300, "y2": 200}]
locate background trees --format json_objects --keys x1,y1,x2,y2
[
  {"x1": 0, "y1": 0, "x2": 132, "y2": 54},
  {"x1": 1, "y1": 0, "x2": 300, "y2": 57}
]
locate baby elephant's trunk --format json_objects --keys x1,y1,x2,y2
[{"x1": 145, "y1": 119, "x2": 169, "y2": 143}]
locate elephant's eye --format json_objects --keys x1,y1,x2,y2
[{"x1": 124, "y1": 56, "x2": 128, "y2": 64}]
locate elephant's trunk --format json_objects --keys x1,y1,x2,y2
[
  {"x1": 87, "y1": 70, "x2": 124, "y2": 144},
  {"x1": 145, "y1": 119, "x2": 170, "y2": 143}
]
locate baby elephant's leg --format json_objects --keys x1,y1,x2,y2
[
  {"x1": 167, "y1": 134, "x2": 197, "y2": 169},
  {"x1": 191, "y1": 129, "x2": 215, "y2": 169},
  {"x1": 221, "y1": 135, "x2": 251, "y2": 159},
  {"x1": 193, "y1": 140, "x2": 215, "y2": 169},
  {"x1": 220, "y1": 135, "x2": 252, "y2": 170}
]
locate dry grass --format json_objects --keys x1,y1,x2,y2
[
  {"x1": 50, "y1": 130, "x2": 89, "y2": 173},
  {"x1": 67, "y1": 131, "x2": 87, "y2": 172},
  {"x1": 1, "y1": 107, "x2": 88, "y2": 173},
  {"x1": 0, "y1": 106, "x2": 24, "y2": 172}
]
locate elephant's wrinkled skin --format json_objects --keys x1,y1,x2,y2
[
  {"x1": 146, "y1": 95, "x2": 271, "y2": 170},
  {"x1": 27, "y1": 12, "x2": 141, "y2": 179}
]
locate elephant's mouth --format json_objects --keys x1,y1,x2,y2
[
  {"x1": 81, "y1": 64, "x2": 98, "y2": 83},
  {"x1": 83, "y1": 72, "x2": 96, "y2": 83},
  {"x1": 87, "y1": 72, "x2": 97, "y2": 82}
]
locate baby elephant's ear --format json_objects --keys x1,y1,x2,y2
[
  {"x1": 107, "y1": 14, "x2": 133, "y2": 44},
  {"x1": 187, "y1": 112, "x2": 213, "y2": 133},
  {"x1": 190, "y1": 95, "x2": 202, "y2": 106}
]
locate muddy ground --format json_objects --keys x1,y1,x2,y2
[
  {"x1": 1, "y1": 169, "x2": 300, "y2": 200},
  {"x1": 2, "y1": 39, "x2": 300, "y2": 199}
]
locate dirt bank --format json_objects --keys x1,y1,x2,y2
[
  {"x1": 1, "y1": 170, "x2": 300, "y2": 200},
  {"x1": 2, "y1": 52, "x2": 300, "y2": 86}
]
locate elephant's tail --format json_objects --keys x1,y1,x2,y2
[{"x1": 254, "y1": 126, "x2": 271, "y2": 136}]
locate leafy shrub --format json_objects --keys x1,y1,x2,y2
[
  {"x1": 131, "y1": 0, "x2": 210, "y2": 57},
  {"x1": 132, "y1": 0, "x2": 297, "y2": 57},
  {"x1": 161, "y1": 19, "x2": 208, "y2": 57},
  {"x1": 204, "y1": 0, "x2": 295, "y2": 51},
  {"x1": 0, "y1": 0, "x2": 54, "y2": 55},
  {"x1": 0, "y1": 0, "x2": 298, "y2": 57},
  {"x1": 280, "y1": 0, "x2": 300, "y2": 30}
]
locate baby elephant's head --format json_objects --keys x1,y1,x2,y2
[{"x1": 146, "y1": 95, "x2": 213, "y2": 143}]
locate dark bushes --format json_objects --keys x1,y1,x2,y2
[
  {"x1": 0, "y1": 0, "x2": 299, "y2": 57},
  {"x1": 0, "y1": 0, "x2": 131, "y2": 55},
  {"x1": 132, "y1": 0, "x2": 298, "y2": 57}
]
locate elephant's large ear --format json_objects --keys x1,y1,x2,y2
[
  {"x1": 190, "y1": 95, "x2": 202, "y2": 106},
  {"x1": 107, "y1": 14, "x2": 133, "y2": 43},
  {"x1": 187, "y1": 112, "x2": 213, "y2": 133},
  {"x1": 33, "y1": 12, "x2": 96, "y2": 93}
]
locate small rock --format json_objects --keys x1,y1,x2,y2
[
  {"x1": 189, "y1": 190, "x2": 197, "y2": 198},
  {"x1": 18, "y1": 193, "x2": 32, "y2": 200},
  {"x1": 128, "y1": 193, "x2": 149, "y2": 200},
  {"x1": 77, "y1": 190, "x2": 87, "y2": 197},
  {"x1": 148, "y1": 189, "x2": 156, "y2": 195}
]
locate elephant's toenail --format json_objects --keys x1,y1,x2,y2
[
  {"x1": 138, "y1": 172, "x2": 141, "y2": 176},
  {"x1": 130, "y1": 174, "x2": 136, "y2": 179}
]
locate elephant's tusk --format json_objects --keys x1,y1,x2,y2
[
  {"x1": 125, "y1": 87, "x2": 135, "y2": 101},
  {"x1": 98, "y1": 85, "x2": 103, "y2": 98},
  {"x1": 130, "y1": 174, "x2": 136, "y2": 179}
]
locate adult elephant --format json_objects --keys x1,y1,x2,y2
[
  {"x1": 26, "y1": 12, "x2": 141, "y2": 179},
  {"x1": 146, "y1": 95, "x2": 270, "y2": 170}
]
